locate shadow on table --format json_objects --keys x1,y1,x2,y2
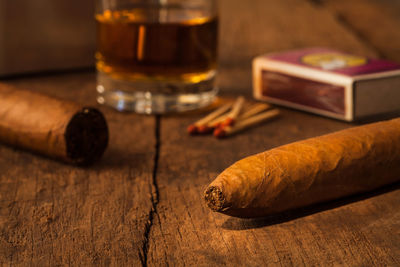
[
  {"x1": 354, "y1": 111, "x2": 400, "y2": 125},
  {"x1": 221, "y1": 181, "x2": 400, "y2": 231}
]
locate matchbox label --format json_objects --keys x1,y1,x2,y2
[
  {"x1": 301, "y1": 53, "x2": 367, "y2": 70},
  {"x1": 261, "y1": 70, "x2": 346, "y2": 115},
  {"x1": 266, "y1": 48, "x2": 400, "y2": 76}
]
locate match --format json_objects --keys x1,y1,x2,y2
[
  {"x1": 187, "y1": 103, "x2": 232, "y2": 135},
  {"x1": 214, "y1": 109, "x2": 280, "y2": 138}
]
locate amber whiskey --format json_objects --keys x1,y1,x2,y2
[{"x1": 96, "y1": 9, "x2": 218, "y2": 84}]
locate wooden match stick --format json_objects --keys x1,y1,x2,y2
[
  {"x1": 209, "y1": 113, "x2": 231, "y2": 127},
  {"x1": 219, "y1": 96, "x2": 245, "y2": 128},
  {"x1": 197, "y1": 113, "x2": 230, "y2": 134},
  {"x1": 200, "y1": 102, "x2": 272, "y2": 134},
  {"x1": 187, "y1": 103, "x2": 232, "y2": 134},
  {"x1": 214, "y1": 109, "x2": 280, "y2": 138},
  {"x1": 239, "y1": 103, "x2": 271, "y2": 120},
  {"x1": 198, "y1": 97, "x2": 247, "y2": 134}
]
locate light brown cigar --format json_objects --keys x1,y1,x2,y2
[
  {"x1": 205, "y1": 117, "x2": 400, "y2": 218},
  {"x1": 214, "y1": 109, "x2": 279, "y2": 138},
  {"x1": 187, "y1": 103, "x2": 232, "y2": 134},
  {"x1": 0, "y1": 84, "x2": 108, "y2": 165}
]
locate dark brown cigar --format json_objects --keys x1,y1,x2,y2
[{"x1": 0, "y1": 83, "x2": 108, "y2": 165}]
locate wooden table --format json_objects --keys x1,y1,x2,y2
[{"x1": 1, "y1": 0, "x2": 400, "y2": 265}]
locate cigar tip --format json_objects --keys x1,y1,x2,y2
[
  {"x1": 66, "y1": 108, "x2": 109, "y2": 166},
  {"x1": 187, "y1": 125, "x2": 198, "y2": 135},
  {"x1": 204, "y1": 186, "x2": 226, "y2": 212},
  {"x1": 198, "y1": 125, "x2": 213, "y2": 134},
  {"x1": 214, "y1": 128, "x2": 227, "y2": 138}
]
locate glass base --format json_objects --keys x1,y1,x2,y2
[{"x1": 96, "y1": 72, "x2": 218, "y2": 114}]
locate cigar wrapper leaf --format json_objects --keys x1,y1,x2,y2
[
  {"x1": 0, "y1": 84, "x2": 109, "y2": 165},
  {"x1": 205, "y1": 118, "x2": 400, "y2": 218}
]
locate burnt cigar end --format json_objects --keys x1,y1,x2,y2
[{"x1": 65, "y1": 108, "x2": 109, "y2": 166}]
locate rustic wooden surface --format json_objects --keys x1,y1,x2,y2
[
  {"x1": 1, "y1": 0, "x2": 400, "y2": 266},
  {"x1": 0, "y1": 75, "x2": 157, "y2": 265}
]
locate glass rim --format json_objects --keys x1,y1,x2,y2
[{"x1": 96, "y1": 0, "x2": 218, "y2": 13}]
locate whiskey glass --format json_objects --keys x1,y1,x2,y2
[{"x1": 95, "y1": 0, "x2": 219, "y2": 113}]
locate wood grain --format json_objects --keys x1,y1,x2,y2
[
  {"x1": 1, "y1": 0, "x2": 400, "y2": 265},
  {"x1": 321, "y1": 0, "x2": 400, "y2": 62},
  {"x1": 0, "y1": 73, "x2": 156, "y2": 265},
  {"x1": 0, "y1": 1, "x2": 95, "y2": 76},
  {"x1": 217, "y1": 0, "x2": 378, "y2": 94},
  {"x1": 148, "y1": 109, "x2": 400, "y2": 265},
  {"x1": 218, "y1": 0, "x2": 377, "y2": 67},
  {"x1": 147, "y1": 0, "x2": 400, "y2": 265}
]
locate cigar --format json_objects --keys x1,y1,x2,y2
[
  {"x1": 0, "y1": 84, "x2": 109, "y2": 165},
  {"x1": 214, "y1": 109, "x2": 280, "y2": 138},
  {"x1": 187, "y1": 103, "x2": 232, "y2": 135},
  {"x1": 205, "y1": 117, "x2": 400, "y2": 218}
]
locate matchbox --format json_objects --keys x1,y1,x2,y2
[{"x1": 253, "y1": 48, "x2": 400, "y2": 121}]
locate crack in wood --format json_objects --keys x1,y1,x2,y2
[{"x1": 140, "y1": 115, "x2": 161, "y2": 267}]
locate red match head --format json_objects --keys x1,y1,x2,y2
[
  {"x1": 213, "y1": 128, "x2": 227, "y2": 138},
  {"x1": 187, "y1": 125, "x2": 198, "y2": 135}
]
